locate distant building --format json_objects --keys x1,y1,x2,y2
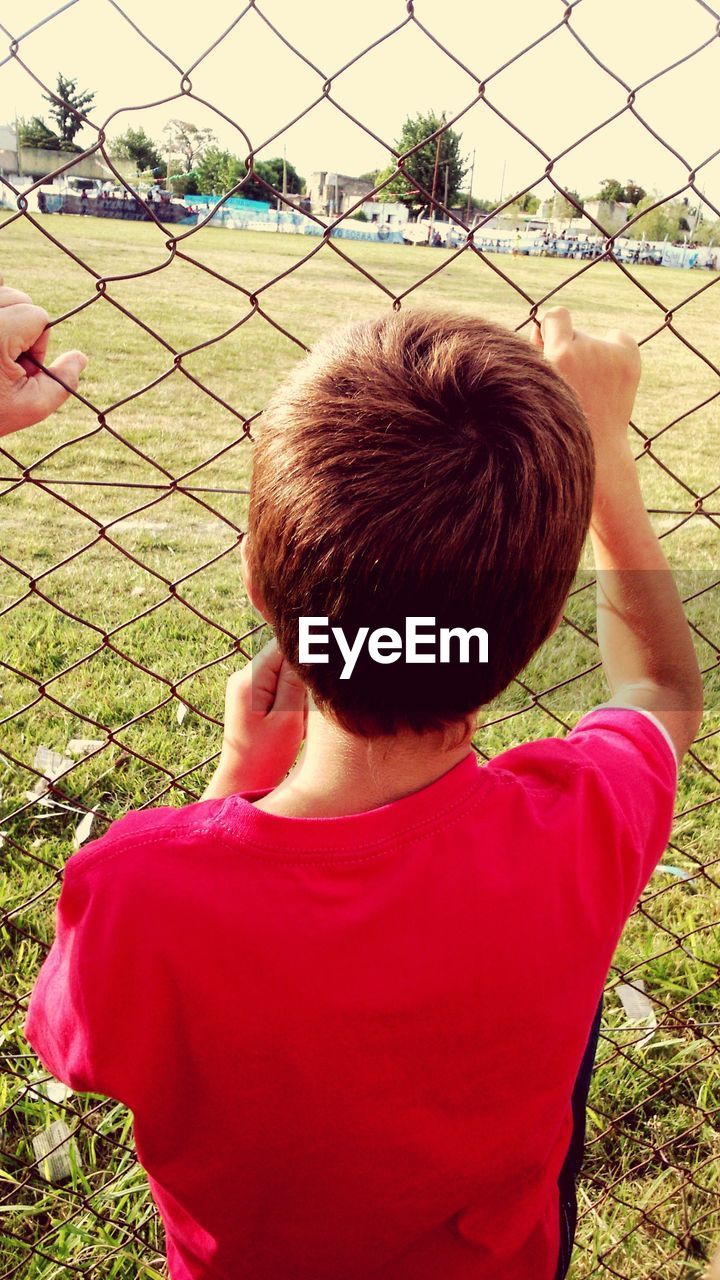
[
  {"x1": 537, "y1": 196, "x2": 629, "y2": 236},
  {"x1": 307, "y1": 171, "x2": 375, "y2": 216},
  {"x1": 357, "y1": 199, "x2": 407, "y2": 226},
  {"x1": 582, "y1": 199, "x2": 630, "y2": 234},
  {"x1": 0, "y1": 124, "x2": 17, "y2": 176}
]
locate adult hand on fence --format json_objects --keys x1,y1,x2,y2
[
  {"x1": 0, "y1": 281, "x2": 88, "y2": 436},
  {"x1": 202, "y1": 639, "x2": 307, "y2": 799}
]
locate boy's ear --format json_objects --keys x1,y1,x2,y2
[{"x1": 241, "y1": 537, "x2": 268, "y2": 620}]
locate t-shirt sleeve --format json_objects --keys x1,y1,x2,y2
[
  {"x1": 559, "y1": 705, "x2": 678, "y2": 918},
  {"x1": 493, "y1": 705, "x2": 678, "y2": 936},
  {"x1": 25, "y1": 853, "x2": 109, "y2": 1095},
  {"x1": 24, "y1": 804, "x2": 210, "y2": 1104}
]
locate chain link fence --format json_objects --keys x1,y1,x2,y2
[{"x1": 1, "y1": 1, "x2": 719, "y2": 1276}]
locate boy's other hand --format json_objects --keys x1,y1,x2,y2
[
  {"x1": 533, "y1": 308, "x2": 702, "y2": 761},
  {"x1": 0, "y1": 281, "x2": 88, "y2": 435},
  {"x1": 532, "y1": 306, "x2": 641, "y2": 456},
  {"x1": 202, "y1": 640, "x2": 307, "y2": 799}
]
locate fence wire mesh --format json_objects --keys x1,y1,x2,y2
[{"x1": 0, "y1": 1, "x2": 719, "y2": 1277}]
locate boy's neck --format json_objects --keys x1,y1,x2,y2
[{"x1": 253, "y1": 703, "x2": 477, "y2": 819}]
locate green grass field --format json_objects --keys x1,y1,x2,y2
[{"x1": 0, "y1": 213, "x2": 718, "y2": 1278}]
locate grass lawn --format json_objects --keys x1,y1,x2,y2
[{"x1": 0, "y1": 212, "x2": 718, "y2": 1278}]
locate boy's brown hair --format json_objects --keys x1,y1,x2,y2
[{"x1": 247, "y1": 308, "x2": 594, "y2": 735}]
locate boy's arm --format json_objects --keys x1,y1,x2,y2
[{"x1": 537, "y1": 308, "x2": 703, "y2": 763}]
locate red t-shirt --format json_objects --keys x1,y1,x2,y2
[{"x1": 25, "y1": 707, "x2": 677, "y2": 1280}]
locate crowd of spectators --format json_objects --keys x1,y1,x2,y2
[{"x1": 425, "y1": 224, "x2": 717, "y2": 269}]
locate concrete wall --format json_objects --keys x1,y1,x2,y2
[
  {"x1": 13, "y1": 148, "x2": 135, "y2": 182},
  {"x1": 583, "y1": 199, "x2": 630, "y2": 233}
]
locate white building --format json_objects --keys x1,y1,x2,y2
[
  {"x1": 0, "y1": 124, "x2": 17, "y2": 177},
  {"x1": 357, "y1": 199, "x2": 407, "y2": 227}
]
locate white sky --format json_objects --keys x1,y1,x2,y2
[{"x1": 1, "y1": 0, "x2": 719, "y2": 210}]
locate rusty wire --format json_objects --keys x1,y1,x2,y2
[{"x1": 0, "y1": 1, "x2": 719, "y2": 1277}]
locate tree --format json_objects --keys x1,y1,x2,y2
[
  {"x1": 42, "y1": 73, "x2": 95, "y2": 149},
  {"x1": 358, "y1": 169, "x2": 381, "y2": 185},
  {"x1": 462, "y1": 195, "x2": 495, "y2": 218},
  {"x1": 110, "y1": 127, "x2": 162, "y2": 175},
  {"x1": 625, "y1": 194, "x2": 684, "y2": 241},
  {"x1": 695, "y1": 217, "x2": 720, "y2": 246},
  {"x1": 551, "y1": 190, "x2": 582, "y2": 221},
  {"x1": 196, "y1": 147, "x2": 243, "y2": 195},
  {"x1": 194, "y1": 150, "x2": 305, "y2": 201},
  {"x1": 623, "y1": 180, "x2": 646, "y2": 207},
  {"x1": 505, "y1": 194, "x2": 541, "y2": 220},
  {"x1": 376, "y1": 111, "x2": 467, "y2": 216},
  {"x1": 170, "y1": 170, "x2": 200, "y2": 197},
  {"x1": 597, "y1": 177, "x2": 625, "y2": 204},
  {"x1": 163, "y1": 120, "x2": 217, "y2": 174},
  {"x1": 16, "y1": 115, "x2": 60, "y2": 150},
  {"x1": 596, "y1": 177, "x2": 646, "y2": 206},
  {"x1": 514, "y1": 192, "x2": 540, "y2": 214},
  {"x1": 256, "y1": 157, "x2": 304, "y2": 198},
  {"x1": 240, "y1": 157, "x2": 305, "y2": 203}
]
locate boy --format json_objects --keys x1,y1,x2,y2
[{"x1": 6, "y1": 287, "x2": 702, "y2": 1279}]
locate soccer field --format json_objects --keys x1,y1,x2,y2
[{"x1": 1, "y1": 213, "x2": 719, "y2": 1277}]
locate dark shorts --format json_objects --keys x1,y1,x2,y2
[{"x1": 554, "y1": 1000, "x2": 603, "y2": 1280}]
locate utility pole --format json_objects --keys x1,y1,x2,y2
[
  {"x1": 465, "y1": 149, "x2": 475, "y2": 224},
  {"x1": 429, "y1": 112, "x2": 445, "y2": 239},
  {"x1": 443, "y1": 163, "x2": 449, "y2": 219},
  {"x1": 430, "y1": 135, "x2": 442, "y2": 208},
  {"x1": 282, "y1": 145, "x2": 287, "y2": 197}
]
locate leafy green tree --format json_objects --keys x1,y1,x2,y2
[
  {"x1": 376, "y1": 112, "x2": 467, "y2": 215},
  {"x1": 169, "y1": 170, "x2": 200, "y2": 197},
  {"x1": 196, "y1": 147, "x2": 243, "y2": 195},
  {"x1": 623, "y1": 180, "x2": 646, "y2": 207},
  {"x1": 241, "y1": 157, "x2": 304, "y2": 202},
  {"x1": 625, "y1": 195, "x2": 684, "y2": 241},
  {"x1": 358, "y1": 169, "x2": 381, "y2": 185},
  {"x1": 694, "y1": 214, "x2": 720, "y2": 245},
  {"x1": 463, "y1": 195, "x2": 496, "y2": 218},
  {"x1": 258, "y1": 156, "x2": 303, "y2": 197},
  {"x1": 596, "y1": 177, "x2": 646, "y2": 206},
  {"x1": 17, "y1": 115, "x2": 60, "y2": 150},
  {"x1": 597, "y1": 177, "x2": 625, "y2": 204},
  {"x1": 171, "y1": 143, "x2": 305, "y2": 202},
  {"x1": 42, "y1": 73, "x2": 95, "y2": 149},
  {"x1": 109, "y1": 127, "x2": 162, "y2": 174},
  {"x1": 513, "y1": 192, "x2": 540, "y2": 214}
]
